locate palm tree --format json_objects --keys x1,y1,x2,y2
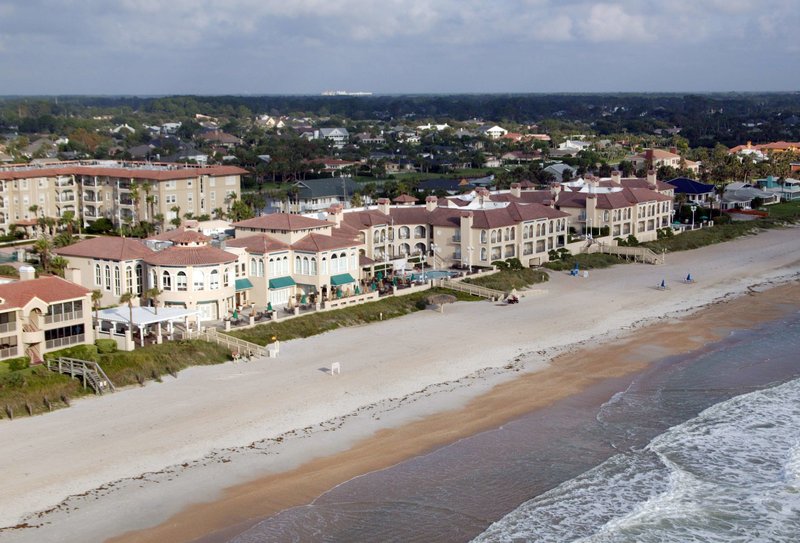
[
  {"x1": 153, "y1": 213, "x2": 165, "y2": 233},
  {"x1": 145, "y1": 287, "x2": 161, "y2": 315},
  {"x1": 142, "y1": 181, "x2": 153, "y2": 221},
  {"x1": 129, "y1": 182, "x2": 140, "y2": 224},
  {"x1": 91, "y1": 289, "x2": 103, "y2": 323},
  {"x1": 213, "y1": 207, "x2": 226, "y2": 220},
  {"x1": 119, "y1": 291, "x2": 135, "y2": 329},
  {"x1": 170, "y1": 205, "x2": 181, "y2": 228},
  {"x1": 49, "y1": 255, "x2": 68, "y2": 277},
  {"x1": 61, "y1": 210, "x2": 76, "y2": 236},
  {"x1": 33, "y1": 235, "x2": 53, "y2": 273}
]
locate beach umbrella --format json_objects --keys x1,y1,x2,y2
[
  {"x1": 336, "y1": 286, "x2": 343, "y2": 298},
  {"x1": 301, "y1": 294, "x2": 307, "y2": 305},
  {"x1": 376, "y1": 271, "x2": 384, "y2": 281},
  {"x1": 232, "y1": 309, "x2": 238, "y2": 319},
  {"x1": 660, "y1": 279, "x2": 666, "y2": 290},
  {"x1": 354, "y1": 284, "x2": 361, "y2": 295},
  {"x1": 425, "y1": 293, "x2": 457, "y2": 313},
  {"x1": 267, "y1": 301, "x2": 273, "y2": 312}
]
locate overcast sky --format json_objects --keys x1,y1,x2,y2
[{"x1": 1, "y1": 0, "x2": 799, "y2": 95}]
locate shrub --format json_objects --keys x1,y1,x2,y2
[
  {"x1": 6, "y1": 356, "x2": 30, "y2": 372},
  {"x1": 95, "y1": 339, "x2": 118, "y2": 354},
  {"x1": 44, "y1": 344, "x2": 99, "y2": 362},
  {"x1": 506, "y1": 257, "x2": 523, "y2": 270},
  {"x1": 492, "y1": 260, "x2": 509, "y2": 270},
  {"x1": 625, "y1": 234, "x2": 640, "y2": 246}
]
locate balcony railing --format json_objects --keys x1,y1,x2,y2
[
  {"x1": 119, "y1": 197, "x2": 134, "y2": 206},
  {"x1": 44, "y1": 310, "x2": 84, "y2": 325},
  {"x1": 0, "y1": 345, "x2": 19, "y2": 359},
  {"x1": 0, "y1": 321, "x2": 17, "y2": 334},
  {"x1": 46, "y1": 333, "x2": 85, "y2": 350}
]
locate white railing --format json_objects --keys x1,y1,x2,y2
[
  {"x1": 0, "y1": 345, "x2": 19, "y2": 359},
  {"x1": 45, "y1": 333, "x2": 85, "y2": 350},
  {"x1": 44, "y1": 310, "x2": 84, "y2": 325},
  {"x1": 0, "y1": 321, "x2": 17, "y2": 334}
]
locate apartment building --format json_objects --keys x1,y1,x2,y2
[
  {"x1": 0, "y1": 160, "x2": 246, "y2": 231},
  {"x1": 0, "y1": 269, "x2": 93, "y2": 363}
]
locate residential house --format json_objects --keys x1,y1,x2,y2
[
  {"x1": 479, "y1": 125, "x2": 509, "y2": 140},
  {"x1": 721, "y1": 183, "x2": 780, "y2": 210},
  {"x1": 0, "y1": 270, "x2": 93, "y2": 363},
  {"x1": 756, "y1": 176, "x2": 800, "y2": 201},
  {"x1": 283, "y1": 178, "x2": 362, "y2": 213},
  {"x1": 629, "y1": 148, "x2": 700, "y2": 173},
  {"x1": 666, "y1": 177, "x2": 716, "y2": 205}
]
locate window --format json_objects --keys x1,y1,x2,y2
[
  {"x1": 322, "y1": 257, "x2": 327, "y2": 274},
  {"x1": 257, "y1": 259, "x2": 264, "y2": 277},
  {"x1": 162, "y1": 271, "x2": 172, "y2": 291},
  {"x1": 95, "y1": 264, "x2": 101, "y2": 286},
  {"x1": 250, "y1": 258, "x2": 257, "y2": 276},
  {"x1": 399, "y1": 226, "x2": 410, "y2": 239},
  {"x1": 126, "y1": 266, "x2": 133, "y2": 293},
  {"x1": 194, "y1": 270, "x2": 205, "y2": 291},
  {"x1": 491, "y1": 231, "x2": 497, "y2": 243},
  {"x1": 224, "y1": 267, "x2": 230, "y2": 287},
  {"x1": 414, "y1": 226, "x2": 426, "y2": 238},
  {"x1": 136, "y1": 264, "x2": 143, "y2": 295},
  {"x1": 310, "y1": 258, "x2": 317, "y2": 275},
  {"x1": 113, "y1": 267, "x2": 121, "y2": 295},
  {"x1": 105, "y1": 265, "x2": 111, "y2": 291},
  {"x1": 302, "y1": 257, "x2": 309, "y2": 275},
  {"x1": 400, "y1": 243, "x2": 410, "y2": 255},
  {"x1": 210, "y1": 269, "x2": 219, "y2": 290},
  {"x1": 480, "y1": 247, "x2": 487, "y2": 261},
  {"x1": 481, "y1": 230, "x2": 487, "y2": 244},
  {"x1": 295, "y1": 256, "x2": 301, "y2": 273},
  {"x1": 177, "y1": 271, "x2": 187, "y2": 291},
  {"x1": 268, "y1": 258, "x2": 276, "y2": 277}
]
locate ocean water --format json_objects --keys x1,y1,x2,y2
[{"x1": 225, "y1": 308, "x2": 800, "y2": 543}]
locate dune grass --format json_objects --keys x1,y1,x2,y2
[
  {"x1": 227, "y1": 288, "x2": 480, "y2": 346},
  {"x1": 463, "y1": 268, "x2": 549, "y2": 291}
]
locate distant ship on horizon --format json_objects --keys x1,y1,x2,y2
[{"x1": 321, "y1": 90, "x2": 373, "y2": 96}]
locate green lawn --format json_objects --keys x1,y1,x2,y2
[{"x1": 544, "y1": 253, "x2": 629, "y2": 271}]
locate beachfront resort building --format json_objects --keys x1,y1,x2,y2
[
  {"x1": 0, "y1": 160, "x2": 246, "y2": 232},
  {"x1": 0, "y1": 270, "x2": 93, "y2": 363}
]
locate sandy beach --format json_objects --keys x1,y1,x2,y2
[{"x1": 1, "y1": 226, "x2": 799, "y2": 543}]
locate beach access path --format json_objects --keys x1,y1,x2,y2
[{"x1": 1, "y1": 226, "x2": 799, "y2": 543}]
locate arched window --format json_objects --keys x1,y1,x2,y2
[
  {"x1": 351, "y1": 252, "x2": 357, "y2": 270},
  {"x1": 481, "y1": 230, "x2": 487, "y2": 243},
  {"x1": 194, "y1": 270, "x2": 205, "y2": 291},
  {"x1": 281, "y1": 256, "x2": 288, "y2": 275},
  {"x1": 294, "y1": 256, "x2": 301, "y2": 273},
  {"x1": 322, "y1": 257, "x2": 328, "y2": 274},
  {"x1": 510, "y1": 228, "x2": 515, "y2": 240},
  {"x1": 414, "y1": 225, "x2": 425, "y2": 238},
  {"x1": 491, "y1": 231, "x2": 497, "y2": 243},
  {"x1": 126, "y1": 266, "x2": 133, "y2": 293},
  {"x1": 104, "y1": 265, "x2": 111, "y2": 291},
  {"x1": 224, "y1": 267, "x2": 230, "y2": 287},
  {"x1": 95, "y1": 264, "x2": 101, "y2": 286},
  {"x1": 114, "y1": 267, "x2": 121, "y2": 295},
  {"x1": 310, "y1": 257, "x2": 317, "y2": 275},
  {"x1": 330, "y1": 254, "x2": 337, "y2": 273},
  {"x1": 177, "y1": 271, "x2": 187, "y2": 291},
  {"x1": 399, "y1": 226, "x2": 410, "y2": 239},
  {"x1": 210, "y1": 269, "x2": 219, "y2": 289},
  {"x1": 268, "y1": 258, "x2": 275, "y2": 277},
  {"x1": 135, "y1": 264, "x2": 143, "y2": 295},
  {"x1": 400, "y1": 243, "x2": 410, "y2": 255},
  {"x1": 414, "y1": 242, "x2": 426, "y2": 254},
  {"x1": 339, "y1": 252, "x2": 347, "y2": 272},
  {"x1": 162, "y1": 270, "x2": 172, "y2": 291},
  {"x1": 480, "y1": 247, "x2": 487, "y2": 261},
  {"x1": 302, "y1": 257, "x2": 309, "y2": 275},
  {"x1": 250, "y1": 258, "x2": 257, "y2": 276},
  {"x1": 257, "y1": 259, "x2": 264, "y2": 277}
]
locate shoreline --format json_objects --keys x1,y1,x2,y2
[
  {"x1": 0, "y1": 227, "x2": 799, "y2": 543},
  {"x1": 115, "y1": 280, "x2": 800, "y2": 543}
]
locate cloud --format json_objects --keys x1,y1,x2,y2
[{"x1": 577, "y1": 3, "x2": 650, "y2": 42}]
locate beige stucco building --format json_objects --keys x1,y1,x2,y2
[
  {"x1": 0, "y1": 271, "x2": 93, "y2": 363},
  {"x1": 0, "y1": 160, "x2": 246, "y2": 232}
]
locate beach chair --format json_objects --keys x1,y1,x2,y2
[
  {"x1": 685, "y1": 273, "x2": 695, "y2": 284},
  {"x1": 657, "y1": 279, "x2": 668, "y2": 291}
]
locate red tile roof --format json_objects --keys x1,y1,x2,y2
[
  {"x1": 170, "y1": 230, "x2": 211, "y2": 244},
  {"x1": 233, "y1": 213, "x2": 331, "y2": 231},
  {"x1": 291, "y1": 233, "x2": 358, "y2": 252},
  {"x1": 55, "y1": 236, "x2": 154, "y2": 261},
  {"x1": 0, "y1": 276, "x2": 90, "y2": 311},
  {"x1": 225, "y1": 234, "x2": 290, "y2": 254},
  {"x1": 393, "y1": 194, "x2": 418, "y2": 203},
  {"x1": 143, "y1": 246, "x2": 237, "y2": 266},
  {"x1": 0, "y1": 164, "x2": 247, "y2": 182}
]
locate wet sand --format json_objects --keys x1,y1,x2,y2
[{"x1": 114, "y1": 282, "x2": 800, "y2": 543}]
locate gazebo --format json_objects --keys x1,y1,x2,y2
[{"x1": 95, "y1": 306, "x2": 201, "y2": 349}]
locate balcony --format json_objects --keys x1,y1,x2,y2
[
  {"x1": 0, "y1": 321, "x2": 17, "y2": 334},
  {"x1": 44, "y1": 310, "x2": 83, "y2": 325},
  {"x1": 45, "y1": 333, "x2": 85, "y2": 350},
  {"x1": 22, "y1": 329, "x2": 45, "y2": 345},
  {"x1": 0, "y1": 345, "x2": 19, "y2": 359},
  {"x1": 119, "y1": 197, "x2": 134, "y2": 206}
]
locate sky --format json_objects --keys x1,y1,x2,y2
[{"x1": 1, "y1": 0, "x2": 799, "y2": 95}]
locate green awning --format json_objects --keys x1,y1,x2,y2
[
  {"x1": 330, "y1": 273, "x2": 356, "y2": 286},
  {"x1": 235, "y1": 278, "x2": 253, "y2": 291},
  {"x1": 269, "y1": 276, "x2": 296, "y2": 289}
]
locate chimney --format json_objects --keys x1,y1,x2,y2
[
  {"x1": 669, "y1": 146, "x2": 678, "y2": 155},
  {"x1": 551, "y1": 184, "x2": 562, "y2": 199},
  {"x1": 377, "y1": 198, "x2": 391, "y2": 215},
  {"x1": 425, "y1": 195, "x2": 438, "y2": 212},
  {"x1": 586, "y1": 194, "x2": 597, "y2": 231},
  {"x1": 611, "y1": 170, "x2": 622, "y2": 184},
  {"x1": 510, "y1": 183, "x2": 521, "y2": 198},
  {"x1": 328, "y1": 203, "x2": 343, "y2": 227},
  {"x1": 64, "y1": 267, "x2": 82, "y2": 285},
  {"x1": 645, "y1": 149, "x2": 654, "y2": 164},
  {"x1": 460, "y1": 211, "x2": 473, "y2": 247},
  {"x1": 18, "y1": 265, "x2": 36, "y2": 281},
  {"x1": 646, "y1": 170, "x2": 657, "y2": 189}
]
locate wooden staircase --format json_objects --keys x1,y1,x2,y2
[
  {"x1": 47, "y1": 357, "x2": 115, "y2": 395},
  {"x1": 592, "y1": 243, "x2": 664, "y2": 265},
  {"x1": 199, "y1": 328, "x2": 268, "y2": 358}
]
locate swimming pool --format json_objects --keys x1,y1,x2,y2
[{"x1": 410, "y1": 270, "x2": 457, "y2": 281}]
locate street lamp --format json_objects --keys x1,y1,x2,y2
[{"x1": 691, "y1": 204, "x2": 697, "y2": 229}]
